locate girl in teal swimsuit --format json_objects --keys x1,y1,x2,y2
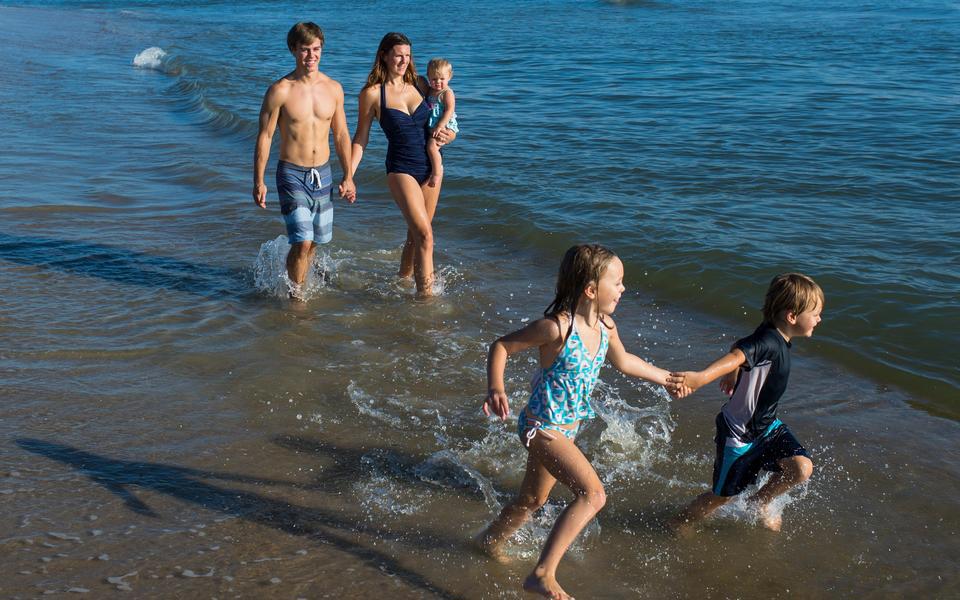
[{"x1": 478, "y1": 244, "x2": 676, "y2": 600}]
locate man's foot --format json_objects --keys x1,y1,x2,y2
[
  {"x1": 522, "y1": 570, "x2": 572, "y2": 600},
  {"x1": 470, "y1": 532, "x2": 510, "y2": 564},
  {"x1": 756, "y1": 504, "x2": 782, "y2": 532}
]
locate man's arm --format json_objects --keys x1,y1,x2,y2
[
  {"x1": 330, "y1": 81, "x2": 356, "y2": 203},
  {"x1": 252, "y1": 83, "x2": 284, "y2": 209}
]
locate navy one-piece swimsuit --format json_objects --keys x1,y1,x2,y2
[{"x1": 379, "y1": 83, "x2": 432, "y2": 185}]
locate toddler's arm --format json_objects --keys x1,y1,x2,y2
[
  {"x1": 432, "y1": 88, "x2": 456, "y2": 139},
  {"x1": 667, "y1": 349, "x2": 746, "y2": 398},
  {"x1": 483, "y1": 317, "x2": 561, "y2": 421}
]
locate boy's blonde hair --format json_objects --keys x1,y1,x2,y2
[
  {"x1": 762, "y1": 273, "x2": 824, "y2": 325},
  {"x1": 427, "y1": 58, "x2": 453, "y2": 77}
]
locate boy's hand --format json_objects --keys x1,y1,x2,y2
[
  {"x1": 718, "y1": 371, "x2": 738, "y2": 396},
  {"x1": 666, "y1": 372, "x2": 704, "y2": 398},
  {"x1": 482, "y1": 388, "x2": 510, "y2": 421}
]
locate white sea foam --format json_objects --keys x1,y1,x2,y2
[
  {"x1": 253, "y1": 235, "x2": 338, "y2": 300},
  {"x1": 132, "y1": 47, "x2": 166, "y2": 70}
]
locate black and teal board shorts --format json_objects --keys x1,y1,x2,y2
[{"x1": 712, "y1": 413, "x2": 808, "y2": 497}]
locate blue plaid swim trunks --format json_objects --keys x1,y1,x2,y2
[{"x1": 276, "y1": 160, "x2": 333, "y2": 244}]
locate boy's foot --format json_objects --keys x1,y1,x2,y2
[
  {"x1": 756, "y1": 504, "x2": 782, "y2": 532},
  {"x1": 666, "y1": 515, "x2": 696, "y2": 538},
  {"x1": 522, "y1": 571, "x2": 572, "y2": 600},
  {"x1": 470, "y1": 532, "x2": 510, "y2": 564}
]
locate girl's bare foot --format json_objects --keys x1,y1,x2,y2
[{"x1": 523, "y1": 569, "x2": 572, "y2": 599}]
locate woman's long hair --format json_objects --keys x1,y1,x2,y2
[
  {"x1": 544, "y1": 244, "x2": 617, "y2": 342},
  {"x1": 363, "y1": 32, "x2": 420, "y2": 90}
]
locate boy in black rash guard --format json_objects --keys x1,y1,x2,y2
[{"x1": 667, "y1": 273, "x2": 824, "y2": 533}]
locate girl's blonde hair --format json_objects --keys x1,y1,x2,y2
[
  {"x1": 427, "y1": 57, "x2": 453, "y2": 77},
  {"x1": 363, "y1": 32, "x2": 419, "y2": 91},
  {"x1": 545, "y1": 244, "x2": 618, "y2": 340},
  {"x1": 762, "y1": 273, "x2": 824, "y2": 325}
]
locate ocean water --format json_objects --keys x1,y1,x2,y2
[{"x1": 0, "y1": 1, "x2": 957, "y2": 598}]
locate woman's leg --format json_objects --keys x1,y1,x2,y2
[
  {"x1": 388, "y1": 173, "x2": 435, "y2": 295},
  {"x1": 522, "y1": 433, "x2": 606, "y2": 600}
]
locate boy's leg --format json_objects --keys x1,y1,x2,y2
[
  {"x1": 522, "y1": 433, "x2": 606, "y2": 600},
  {"x1": 476, "y1": 452, "x2": 557, "y2": 560},
  {"x1": 669, "y1": 491, "x2": 733, "y2": 535},
  {"x1": 748, "y1": 455, "x2": 813, "y2": 531},
  {"x1": 426, "y1": 138, "x2": 443, "y2": 188}
]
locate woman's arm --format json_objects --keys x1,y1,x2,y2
[{"x1": 350, "y1": 85, "x2": 378, "y2": 176}]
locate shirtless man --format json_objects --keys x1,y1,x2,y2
[{"x1": 252, "y1": 22, "x2": 356, "y2": 298}]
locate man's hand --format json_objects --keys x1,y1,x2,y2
[
  {"x1": 253, "y1": 182, "x2": 267, "y2": 209},
  {"x1": 339, "y1": 178, "x2": 357, "y2": 203}
]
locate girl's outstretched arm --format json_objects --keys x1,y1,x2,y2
[
  {"x1": 482, "y1": 317, "x2": 562, "y2": 421},
  {"x1": 604, "y1": 317, "x2": 671, "y2": 387},
  {"x1": 667, "y1": 349, "x2": 746, "y2": 398}
]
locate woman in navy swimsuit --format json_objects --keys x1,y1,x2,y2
[{"x1": 352, "y1": 32, "x2": 456, "y2": 297}]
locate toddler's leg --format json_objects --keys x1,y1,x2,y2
[
  {"x1": 476, "y1": 453, "x2": 557, "y2": 562},
  {"x1": 426, "y1": 137, "x2": 443, "y2": 188},
  {"x1": 748, "y1": 455, "x2": 813, "y2": 531},
  {"x1": 521, "y1": 434, "x2": 606, "y2": 600}
]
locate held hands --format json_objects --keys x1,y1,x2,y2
[
  {"x1": 338, "y1": 178, "x2": 357, "y2": 203},
  {"x1": 482, "y1": 388, "x2": 510, "y2": 421},
  {"x1": 665, "y1": 371, "x2": 707, "y2": 399},
  {"x1": 434, "y1": 128, "x2": 455, "y2": 146},
  {"x1": 253, "y1": 182, "x2": 267, "y2": 209}
]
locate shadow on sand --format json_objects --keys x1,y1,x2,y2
[{"x1": 16, "y1": 437, "x2": 469, "y2": 599}]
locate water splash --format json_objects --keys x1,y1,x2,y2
[
  {"x1": 252, "y1": 235, "x2": 337, "y2": 300},
  {"x1": 132, "y1": 47, "x2": 166, "y2": 70},
  {"x1": 588, "y1": 381, "x2": 676, "y2": 484}
]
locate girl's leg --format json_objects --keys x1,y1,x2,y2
[
  {"x1": 747, "y1": 455, "x2": 813, "y2": 531},
  {"x1": 522, "y1": 433, "x2": 606, "y2": 600},
  {"x1": 388, "y1": 174, "x2": 435, "y2": 295},
  {"x1": 476, "y1": 451, "x2": 557, "y2": 560},
  {"x1": 426, "y1": 138, "x2": 443, "y2": 188}
]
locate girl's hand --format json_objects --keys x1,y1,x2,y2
[
  {"x1": 482, "y1": 388, "x2": 510, "y2": 421},
  {"x1": 666, "y1": 372, "x2": 701, "y2": 398}
]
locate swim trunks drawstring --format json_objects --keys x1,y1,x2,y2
[{"x1": 308, "y1": 168, "x2": 322, "y2": 190}]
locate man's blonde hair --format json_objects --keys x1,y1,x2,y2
[
  {"x1": 427, "y1": 57, "x2": 453, "y2": 77},
  {"x1": 762, "y1": 273, "x2": 824, "y2": 325}
]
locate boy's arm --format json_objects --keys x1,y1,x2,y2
[
  {"x1": 330, "y1": 81, "x2": 356, "y2": 203},
  {"x1": 432, "y1": 88, "x2": 456, "y2": 136},
  {"x1": 667, "y1": 349, "x2": 746, "y2": 398},
  {"x1": 252, "y1": 83, "x2": 283, "y2": 208},
  {"x1": 605, "y1": 318, "x2": 670, "y2": 386},
  {"x1": 483, "y1": 317, "x2": 561, "y2": 421}
]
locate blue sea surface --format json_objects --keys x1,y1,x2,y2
[{"x1": 0, "y1": 1, "x2": 958, "y2": 597}]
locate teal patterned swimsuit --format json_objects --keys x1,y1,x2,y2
[{"x1": 518, "y1": 315, "x2": 610, "y2": 446}]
